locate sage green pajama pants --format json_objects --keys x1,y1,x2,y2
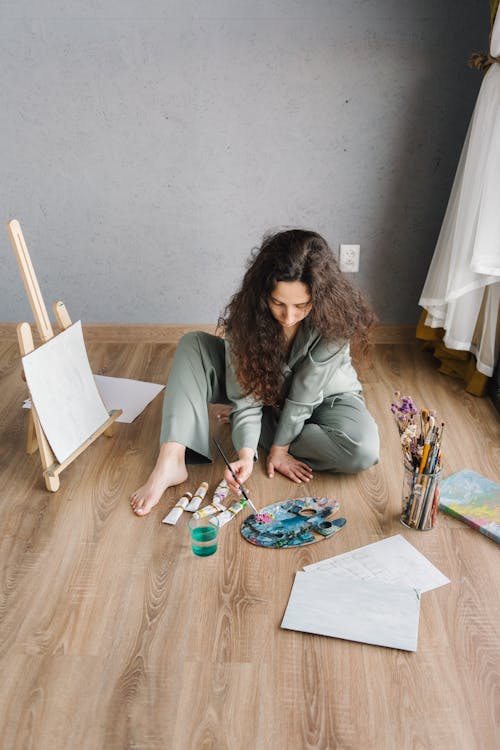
[{"x1": 160, "y1": 332, "x2": 379, "y2": 473}]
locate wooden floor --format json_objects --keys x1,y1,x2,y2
[{"x1": 0, "y1": 337, "x2": 499, "y2": 750}]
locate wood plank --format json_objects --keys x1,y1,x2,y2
[
  {"x1": 0, "y1": 322, "x2": 416, "y2": 345},
  {"x1": 0, "y1": 340, "x2": 498, "y2": 749}
]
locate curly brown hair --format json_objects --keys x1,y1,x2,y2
[{"x1": 219, "y1": 229, "x2": 377, "y2": 406}]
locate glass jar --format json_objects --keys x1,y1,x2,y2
[{"x1": 401, "y1": 465, "x2": 442, "y2": 531}]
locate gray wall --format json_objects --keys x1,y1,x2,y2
[{"x1": 0, "y1": 1, "x2": 489, "y2": 325}]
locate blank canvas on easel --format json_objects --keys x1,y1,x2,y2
[{"x1": 22, "y1": 321, "x2": 110, "y2": 463}]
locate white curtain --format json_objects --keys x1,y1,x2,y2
[{"x1": 419, "y1": 12, "x2": 500, "y2": 377}]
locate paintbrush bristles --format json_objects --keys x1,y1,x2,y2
[{"x1": 390, "y1": 393, "x2": 444, "y2": 474}]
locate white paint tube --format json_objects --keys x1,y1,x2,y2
[
  {"x1": 162, "y1": 492, "x2": 193, "y2": 525},
  {"x1": 211, "y1": 499, "x2": 246, "y2": 527},
  {"x1": 185, "y1": 481, "x2": 209, "y2": 512},
  {"x1": 212, "y1": 478, "x2": 230, "y2": 505}
]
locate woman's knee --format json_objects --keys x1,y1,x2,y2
[
  {"x1": 176, "y1": 330, "x2": 205, "y2": 352},
  {"x1": 292, "y1": 421, "x2": 379, "y2": 474},
  {"x1": 170, "y1": 332, "x2": 205, "y2": 372},
  {"x1": 174, "y1": 331, "x2": 222, "y2": 364},
  {"x1": 346, "y1": 433, "x2": 379, "y2": 472},
  {"x1": 170, "y1": 331, "x2": 226, "y2": 401},
  {"x1": 327, "y1": 424, "x2": 379, "y2": 473}
]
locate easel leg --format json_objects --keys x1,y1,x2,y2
[
  {"x1": 31, "y1": 405, "x2": 60, "y2": 491},
  {"x1": 26, "y1": 410, "x2": 39, "y2": 454},
  {"x1": 43, "y1": 470, "x2": 60, "y2": 492},
  {"x1": 17, "y1": 322, "x2": 60, "y2": 492}
]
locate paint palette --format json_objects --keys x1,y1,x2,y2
[{"x1": 241, "y1": 496, "x2": 346, "y2": 548}]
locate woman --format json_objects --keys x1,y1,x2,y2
[{"x1": 130, "y1": 229, "x2": 379, "y2": 516}]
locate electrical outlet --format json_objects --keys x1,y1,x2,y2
[{"x1": 339, "y1": 244, "x2": 360, "y2": 273}]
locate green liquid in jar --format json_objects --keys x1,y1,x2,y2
[{"x1": 191, "y1": 526, "x2": 218, "y2": 556}]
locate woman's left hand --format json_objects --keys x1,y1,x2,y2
[{"x1": 267, "y1": 445, "x2": 313, "y2": 484}]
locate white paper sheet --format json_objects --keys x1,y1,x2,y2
[
  {"x1": 281, "y1": 571, "x2": 421, "y2": 651},
  {"x1": 93, "y1": 375, "x2": 164, "y2": 423},
  {"x1": 22, "y1": 321, "x2": 110, "y2": 463},
  {"x1": 24, "y1": 376, "x2": 165, "y2": 424},
  {"x1": 303, "y1": 534, "x2": 449, "y2": 593}
]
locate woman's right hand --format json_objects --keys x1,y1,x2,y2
[{"x1": 224, "y1": 448, "x2": 254, "y2": 495}]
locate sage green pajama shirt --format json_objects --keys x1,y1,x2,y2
[{"x1": 160, "y1": 325, "x2": 379, "y2": 473}]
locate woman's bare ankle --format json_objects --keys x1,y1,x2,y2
[
  {"x1": 156, "y1": 441, "x2": 186, "y2": 465},
  {"x1": 130, "y1": 442, "x2": 188, "y2": 516}
]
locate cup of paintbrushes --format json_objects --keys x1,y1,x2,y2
[{"x1": 400, "y1": 465, "x2": 443, "y2": 531}]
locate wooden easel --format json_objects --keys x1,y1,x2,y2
[{"x1": 7, "y1": 219, "x2": 122, "y2": 491}]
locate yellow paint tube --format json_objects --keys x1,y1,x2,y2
[
  {"x1": 193, "y1": 498, "x2": 226, "y2": 519},
  {"x1": 211, "y1": 499, "x2": 246, "y2": 527}
]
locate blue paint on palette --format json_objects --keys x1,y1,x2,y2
[{"x1": 241, "y1": 496, "x2": 346, "y2": 548}]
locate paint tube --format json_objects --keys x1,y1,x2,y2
[
  {"x1": 193, "y1": 478, "x2": 231, "y2": 518},
  {"x1": 193, "y1": 498, "x2": 226, "y2": 519},
  {"x1": 162, "y1": 492, "x2": 193, "y2": 525},
  {"x1": 212, "y1": 478, "x2": 230, "y2": 505},
  {"x1": 185, "y1": 482, "x2": 209, "y2": 512},
  {"x1": 211, "y1": 499, "x2": 246, "y2": 527}
]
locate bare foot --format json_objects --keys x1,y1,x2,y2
[
  {"x1": 216, "y1": 405, "x2": 232, "y2": 425},
  {"x1": 130, "y1": 443, "x2": 188, "y2": 517}
]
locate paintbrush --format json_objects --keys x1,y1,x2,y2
[{"x1": 212, "y1": 437, "x2": 258, "y2": 514}]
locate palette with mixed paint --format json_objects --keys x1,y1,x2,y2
[{"x1": 241, "y1": 496, "x2": 346, "y2": 548}]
